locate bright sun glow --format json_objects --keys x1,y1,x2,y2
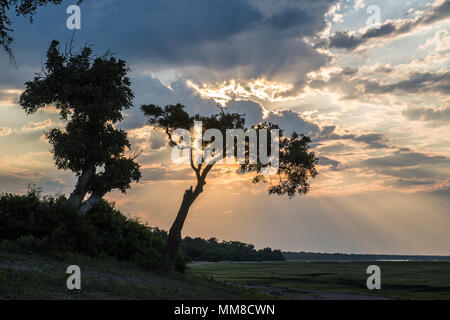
[{"x1": 186, "y1": 78, "x2": 296, "y2": 106}]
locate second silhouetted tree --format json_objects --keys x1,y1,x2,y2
[{"x1": 142, "y1": 104, "x2": 318, "y2": 270}]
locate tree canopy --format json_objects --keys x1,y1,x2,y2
[
  {"x1": 142, "y1": 104, "x2": 318, "y2": 198},
  {"x1": 19, "y1": 40, "x2": 140, "y2": 213},
  {"x1": 142, "y1": 103, "x2": 318, "y2": 270},
  {"x1": 241, "y1": 122, "x2": 319, "y2": 198}
]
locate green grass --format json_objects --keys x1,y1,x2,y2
[
  {"x1": 0, "y1": 252, "x2": 269, "y2": 299},
  {"x1": 190, "y1": 261, "x2": 450, "y2": 300},
  {"x1": 3, "y1": 251, "x2": 449, "y2": 299}
]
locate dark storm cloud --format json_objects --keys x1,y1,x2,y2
[
  {"x1": 3, "y1": 0, "x2": 337, "y2": 95},
  {"x1": 329, "y1": 0, "x2": 450, "y2": 51},
  {"x1": 95, "y1": 0, "x2": 334, "y2": 67},
  {"x1": 267, "y1": 8, "x2": 315, "y2": 30},
  {"x1": 89, "y1": 0, "x2": 263, "y2": 65}
]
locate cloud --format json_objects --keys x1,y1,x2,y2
[
  {"x1": 351, "y1": 148, "x2": 450, "y2": 193},
  {"x1": 328, "y1": 0, "x2": 450, "y2": 51},
  {"x1": 319, "y1": 156, "x2": 343, "y2": 170},
  {"x1": 362, "y1": 149, "x2": 449, "y2": 168},
  {"x1": 18, "y1": 119, "x2": 54, "y2": 134},
  {"x1": 3, "y1": 0, "x2": 448, "y2": 199},
  {"x1": 353, "y1": 133, "x2": 389, "y2": 149},
  {"x1": 361, "y1": 71, "x2": 450, "y2": 96},
  {"x1": 0, "y1": 0, "x2": 341, "y2": 101},
  {"x1": 403, "y1": 105, "x2": 450, "y2": 122},
  {"x1": 129, "y1": 76, "x2": 394, "y2": 153},
  {"x1": 318, "y1": 142, "x2": 354, "y2": 153},
  {"x1": 427, "y1": 186, "x2": 450, "y2": 198},
  {"x1": 309, "y1": 66, "x2": 450, "y2": 100},
  {"x1": 318, "y1": 125, "x2": 391, "y2": 149},
  {"x1": 419, "y1": 29, "x2": 450, "y2": 51},
  {"x1": 141, "y1": 166, "x2": 193, "y2": 182},
  {"x1": 394, "y1": 178, "x2": 437, "y2": 187},
  {"x1": 0, "y1": 126, "x2": 12, "y2": 136},
  {"x1": 81, "y1": 0, "x2": 336, "y2": 95},
  {"x1": 126, "y1": 75, "x2": 324, "y2": 139},
  {"x1": 379, "y1": 167, "x2": 440, "y2": 180},
  {"x1": 0, "y1": 151, "x2": 74, "y2": 194},
  {"x1": 265, "y1": 109, "x2": 321, "y2": 136},
  {"x1": 124, "y1": 75, "x2": 412, "y2": 187},
  {"x1": 0, "y1": 88, "x2": 23, "y2": 105}
]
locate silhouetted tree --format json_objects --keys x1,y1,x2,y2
[
  {"x1": 0, "y1": 0, "x2": 82, "y2": 61},
  {"x1": 142, "y1": 104, "x2": 318, "y2": 270},
  {"x1": 19, "y1": 40, "x2": 140, "y2": 213}
]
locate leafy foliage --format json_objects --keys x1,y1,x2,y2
[
  {"x1": 0, "y1": 190, "x2": 172, "y2": 271},
  {"x1": 18, "y1": 41, "x2": 140, "y2": 211},
  {"x1": 142, "y1": 103, "x2": 245, "y2": 147},
  {"x1": 241, "y1": 123, "x2": 319, "y2": 198}
]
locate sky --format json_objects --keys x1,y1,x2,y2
[{"x1": 0, "y1": 0, "x2": 449, "y2": 254}]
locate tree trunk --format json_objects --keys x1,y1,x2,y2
[
  {"x1": 166, "y1": 163, "x2": 212, "y2": 271},
  {"x1": 67, "y1": 165, "x2": 95, "y2": 210},
  {"x1": 167, "y1": 186, "x2": 201, "y2": 271},
  {"x1": 79, "y1": 190, "x2": 106, "y2": 215}
]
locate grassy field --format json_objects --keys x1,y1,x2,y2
[
  {"x1": 190, "y1": 260, "x2": 450, "y2": 300},
  {"x1": 2, "y1": 251, "x2": 449, "y2": 299},
  {"x1": 0, "y1": 252, "x2": 268, "y2": 299}
]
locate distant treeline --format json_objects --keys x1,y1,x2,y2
[
  {"x1": 283, "y1": 251, "x2": 450, "y2": 261},
  {"x1": 182, "y1": 237, "x2": 285, "y2": 262}
]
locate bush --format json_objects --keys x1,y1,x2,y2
[
  {"x1": 0, "y1": 189, "x2": 284, "y2": 271},
  {"x1": 0, "y1": 191, "x2": 183, "y2": 271}
]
